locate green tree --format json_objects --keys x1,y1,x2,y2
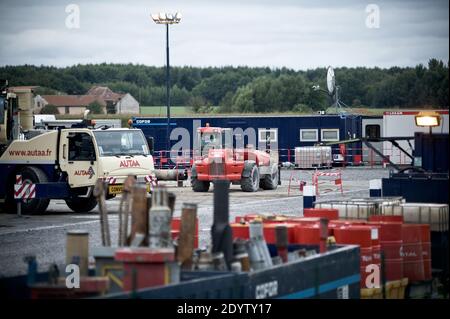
[
  {"x1": 232, "y1": 85, "x2": 254, "y2": 113},
  {"x1": 0, "y1": 61, "x2": 448, "y2": 112},
  {"x1": 188, "y1": 96, "x2": 208, "y2": 113},
  {"x1": 218, "y1": 91, "x2": 234, "y2": 113},
  {"x1": 87, "y1": 101, "x2": 104, "y2": 114},
  {"x1": 292, "y1": 103, "x2": 313, "y2": 114}
]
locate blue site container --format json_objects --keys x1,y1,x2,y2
[
  {"x1": 132, "y1": 114, "x2": 363, "y2": 165},
  {"x1": 413, "y1": 132, "x2": 449, "y2": 173}
]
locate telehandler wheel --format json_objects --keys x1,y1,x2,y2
[
  {"x1": 192, "y1": 176, "x2": 210, "y2": 192},
  {"x1": 260, "y1": 165, "x2": 279, "y2": 190},
  {"x1": 241, "y1": 163, "x2": 260, "y2": 192},
  {"x1": 12, "y1": 166, "x2": 50, "y2": 215},
  {"x1": 65, "y1": 196, "x2": 98, "y2": 213}
]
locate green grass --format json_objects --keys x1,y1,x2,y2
[{"x1": 140, "y1": 106, "x2": 192, "y2": 116}]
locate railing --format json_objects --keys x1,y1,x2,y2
[{"x1": 150, "y1": 145, "x2": 414, "y2": 170}]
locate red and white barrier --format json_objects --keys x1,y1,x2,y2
[
  {"x1": 287, "y1": 171, "x2": 306, "y2": 196},
  {"x1": 313, "y1": 170, "x2": 343, "y2": 196},
  {"x1": 145, "y1": 175, "x2": 158, "y2": 191},
  {"x1": 14, "y1": 175, "x2": 36, "y2": 200},
  {"x1": 104, "y1": 176, "x2": 117, "y2": 184}
]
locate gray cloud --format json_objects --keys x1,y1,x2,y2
[{"x1": 0, "y1": 0, "x2": 448, "y2": 69}]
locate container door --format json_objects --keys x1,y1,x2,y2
[{"x1": 362, "y1": 120, "x2": 383, "y2": 164}]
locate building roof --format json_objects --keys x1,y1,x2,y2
[
  {"x1": 8, "y1": 86, "x2": 39, "y2": 92},
  {"x1": 41, "y1": 95, "x2": 106, "y2": 107},
  {"x1": 87, "y1": 86, "x2": 124, "y2": 101}
]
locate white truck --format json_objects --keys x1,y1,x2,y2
[{"x1": 0, "y1": 84, "x2": 156, "y2": 214}]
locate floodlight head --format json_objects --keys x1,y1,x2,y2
[
  {"x1": 326, "y1": 66, "x2": 335, "y2": 95},
  {"x1": 159, "y1": 12, "x2": 165, "y2": 20},
  {"x1": 151, "y1": 13, "x2": 160, "y2": 22},
  {"x1": 415, "y1": 111, "x2": 441, "y2": 127},
  {"x1": 166, "y1": 13, "x2": 173, "y2": 20},
  {"x1": 175, "y1": 12, "x2": 182, "y2": 21}
]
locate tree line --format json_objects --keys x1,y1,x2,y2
[{"x1": 0, "y1": 59, "x2": 447, "y2": 113}]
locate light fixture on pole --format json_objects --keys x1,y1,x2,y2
[
  {"x1": 151, "y1": 11, "x2": 182, "y2": 152},
  {"x1": 415, "y1": 111, "x2": 441, "y2": 135}
]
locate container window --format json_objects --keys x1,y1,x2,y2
[
  {"x1": 300, "y1": 129, "x2": 318, "y2": 142},
  {"x1": 258, "y1": 128, "x2": 278, "y2": 143},
  {"x1": 321, "y1": 129, "x2": 340, "y2": 141},
  {"x1": 365, "y1": 124, "x2": 381, "y2": 139}
]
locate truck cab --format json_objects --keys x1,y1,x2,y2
[
  {"x1": 59, "y1": 127, "x2": 156, "y2": 213},
  {"x1": 60, "y1": 128, "x2": 155, "y2": 190}
]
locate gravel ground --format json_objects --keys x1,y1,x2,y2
[{"x1": 0, "y1": 167, "x2": 389, "y2": 278}]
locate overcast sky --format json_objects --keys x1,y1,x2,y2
[{"x1": 0, "y1": 0, "x2": 448, "y2": 69}]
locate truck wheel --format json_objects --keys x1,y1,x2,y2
[
  {"x1": 241, "y1": 164, "x2": 260, "y2": 192},
  {"x1": 65, "y1": 196, "x2": 98, "y2": 213},
  {"x1": 261, "y1": 165, "x2": 279, "y2": 190},
  {"x1": 192, "y1": 176, "x2": 210, "y2": 192},
  {"x1": 16, "y1": 167, "x2": 50, "y2": 215}
]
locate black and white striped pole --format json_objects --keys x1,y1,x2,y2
[
  {"x1": 369, "y1": 179, "x2": 382, "y2": 197},
  {"x1": 303, "y1": 184, "x2": 316, "y2": 209}
]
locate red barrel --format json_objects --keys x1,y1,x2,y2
[
  {"x1": 420, "y1": 224, "x2": 432, "y2": 280},
  {"x1": 294, "y1": 224, "x2": 327, "y2": 253},
  {"x1": 294, "y1": 225, "x2": 321, "y2": 244},
  {"x1": 231, "y1": 223, "x2": 249, "y2": 239},
  {"x1": 369, "y1": 215, "x2": 404, "y2": 223},
  {"x1": 240, "y1": 214, "x2": 262, "y2": 222},
  {"x1": 263, "y1": 223, "x2": 296, "y2": 244},
  {"x1": 287, "y1": 217, "x2": 321, "y2": 226},
  {"x1": 303, "y1": 208, "x2": 339, "y2": 221},
  {"x1": 401, "y1": 224, "x2": 425, "y2": 282},
  {"x1": 369, "y1": 221, "x2": 403, "y2": 281},
  {"x1": 370, "y1": 225, "x2": 381, "y2": 275},
  {"x1": 235, "y1": 216, "x2": 246, "y2": 223},
  {"x1": 332, "y1": 220, "x2": 367, "y2": 226},
  {"x1": 334, "y1": 225, "x2": 373, "y2": 288},
  {"x1": 115, "y1": 248, "x2": 175, "y2": 292}
]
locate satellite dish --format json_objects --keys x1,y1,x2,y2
[{"x1": 326, "y1": 66, "x2": 335, "y2": 95}]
